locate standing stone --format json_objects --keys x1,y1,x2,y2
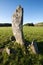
[
  {"x1": 12, "y1": 5, "x2": 24, "y2": 45},
  {"x1": 29, "y1": 40, "x2": 38, "y2": 54}
]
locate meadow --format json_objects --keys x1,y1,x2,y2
[
  {"x1": 0, "y1": 26, "x2": 43, "y2": 43},
  {"x1": 0, "y1": 26, "x2": 43, "y2": 65}
]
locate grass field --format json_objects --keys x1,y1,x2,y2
[
  {"x1": 0, "y1": 26, "x2": 43, "y2": 65},
  {"x1": 0, "y1": 27, "x2": 12, "y2": 43},
  {"x1": 0, "y1": 26, "x2": 43, "y2": 43},
  {"x1": 0, "y1": 26, "x2": 43, "y2": 52},
  {"x1": 23, "y1": 26, "x2": 43, "y2": 55},
  {"x1": 23, "y1": 26, "x2": 43, "y2": 42}
]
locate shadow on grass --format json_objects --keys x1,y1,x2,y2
[
  {"x1": 24, "y1": 39, "x2": 31, "y2": 47},
  {"x1": 0, "y1": 40, "x2": 13, "y2": 49},
  {"x1": 37, "y1": 41, "x2": 43, "y2": 55},
  {"x1": 0, "y1": 36, "x2": 16, "y2": 49},
  {"x1": 0, "y1": 40, "x2": 12, "y2": 49},
  {"x1": 0, "y1": 37, "x2": 43, "y2": 55}
]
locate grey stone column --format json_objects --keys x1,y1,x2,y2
[{"x1": 12, "y1": 5, "x2": 24, "y2": 45}]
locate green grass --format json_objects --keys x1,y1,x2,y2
[
  {"x1": 23, "y1": 26, "x2": 43, "y2": 55},
  {"x1": 0, "y1": 27, "x2": 12, "y2": 42},
  {"x1": 0, "y1": 26, "x2": 43, "y2": 65},
  {"x1": 0, "y1": 26, "x2": 43, "y2": 43},
  {"x1": 23, "y1": 26, "x2": 43, "y2": 42},
  {"x1": 0, "y1": 26, "x2": 43, "y2": 51}
]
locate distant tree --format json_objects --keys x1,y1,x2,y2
[
  {"x1": 24, "y1": 23, "x2": 34, "y2": 26},
  {"x1": 0, "y1": 23, "x2": 11, "y2": 27}
]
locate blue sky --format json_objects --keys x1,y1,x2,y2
[{"x1": 0, "y1": 0, "x2": 43, "y2": 24}]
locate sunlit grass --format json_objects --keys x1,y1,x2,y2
[
  {"x1": 23, "y1": 26, "x2": 43, "y2": 42},
  {"x1": 0, "y1": 26, "x2": 43, "y2": 65}
]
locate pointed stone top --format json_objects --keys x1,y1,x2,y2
[{"x1": 16, "y1": 5, "x2": 23, "y2": 10}]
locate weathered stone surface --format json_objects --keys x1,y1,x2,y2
[
  {"x1": 5, "y1": 47, "x2": 10, "y2": 55},
  {"x1": 12, "y1": 5, "x2": 24, "y2": 45},
  {"x1": 28, "y1": 40, "x2": 38, "y2": 54}
]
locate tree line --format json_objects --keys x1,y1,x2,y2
[
  {"x1": 0, "y1": 22, "x2": 43, "y2": 27},
  {"x1": 0, "y1": 23, "x2": 11, "y2": 27}
]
